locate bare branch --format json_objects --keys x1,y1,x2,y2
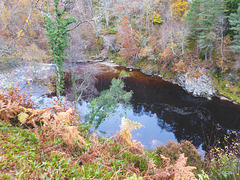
[{"x1": 0, "y1": 0, "x2": 34, "y2": 58}]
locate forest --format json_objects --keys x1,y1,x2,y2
[
  {"x1": 0, "y1": 0, "x2": 240, "y2": 179},
  {"x1": 1, "y1": 0, "x2": 240, "y2": 101}
]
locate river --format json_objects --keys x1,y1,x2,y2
[
  {"x1": 1, "y1": 62, "x2": 239, "y2": 153},
  {"x1": 71, "y1": 62, "x2": 240, "y2": 153}
]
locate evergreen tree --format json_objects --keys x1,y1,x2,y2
[
  {"x1": 85, "y1": 71, "x2": 132, "y2": 130},
  {"x1": 225, "y1": 0, "x2": 240, "y2": 15},
  {"x1": 186, "y1": 0, "x2": 225, "y2": 61},
  {"x1": 185, "y1": 0, "x2": 202, "y2": 40},
  {"x1": 44, "y1": 0, "x2": 76, "y2": 97},
  {"x1": 229, "y1": 3, "x2": 240, "y2": 53},
  {"x1": 224, "y1": 0, "x2": 240, "y2": 37}
]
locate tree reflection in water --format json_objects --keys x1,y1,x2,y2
[
  {"x1": 69, "y1": 64, "x2": 240, "y2": 152},
  {"x1": 93, "y1": 65, "x2": 240, "y2": 152}
]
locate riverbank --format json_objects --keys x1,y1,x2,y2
[
  {"x1": 0, "y1": 87, "x2": 201, "y2": 179},
  {"x1": 1, "y1": 61, "x2": 239, "y2": 152},
  {"x1": 103, "y1": 58, "x2": 240, "y2": 105},
  {"x1": 1, "y1": 86, "x2": 239, "y2": 179}
]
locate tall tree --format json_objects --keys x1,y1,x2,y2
[
  {"x1": 229, "y1": 3, "x2": 240, "y2": 53},
  {"x1": 186, "y1": 0, "x2": 225, "y2": 61},
  {"x1": 44, "y1": 0, "x2": 76, "y2": 97},
  {"x1": 184, "y1": 0, "x2": 202, "y2": 54},
  {"x1": 224, "y1": 0, "x2": 240, "y2": 37},
  {"x1": 116, "y1": 15, "x2": 139, "y2": 62}
]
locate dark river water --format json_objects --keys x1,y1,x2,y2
[
  {"x1": 73, "y1": 63, "x2": 240, "y2": 153},
  {"x1": 2, "y1": 62, "x2": 239, "y2": 153}
]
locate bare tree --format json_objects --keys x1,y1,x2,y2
[{"x1": 0, "y1": 0, "x2": 34, "y2": 58}]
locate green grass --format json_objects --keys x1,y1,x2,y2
[
  {"x1": 0, "y1": 121, "x2": 148, "y2": 179},
  {"x1": 0, "y1": 121, "x2": 82, "y2": 179},
  {"x1": 213, "y1": 75, "x2": 240, "y2": 104},
  {"x1": 1, "y1": 119, "x2": 238, "y2": 179}
]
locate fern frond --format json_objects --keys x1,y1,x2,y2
[
  {"x1": 120, "y1": 117, "x2": 144, "y2": 133},
  {"x1": 118, "y1": 117, "x2": 144, "y2": 146},
  {"x1": 172, "y1": 153, "x2": 197, "y2": 180}
]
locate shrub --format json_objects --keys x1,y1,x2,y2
[
  {"x1": 205, "y1": 135, "x2": 240, "y2": 179},
  {"x1": 156, "y1": 141, "x2": 204, "y2": 169}
]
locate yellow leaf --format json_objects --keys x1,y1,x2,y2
[
  {"x1": 18, "y1": 112, "x2": 29, "y2": 124},
  {"x1": 118, "y1": 117, "x2": 144, "y2": 145}
]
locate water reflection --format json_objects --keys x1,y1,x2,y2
[{"x1": 92, "y1": 65, "x2": 240, "y2": 151}]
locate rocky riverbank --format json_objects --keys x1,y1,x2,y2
[
  {"x1": 103, "y1": 60, "x2": 240, "y2": 104},
  {"x1": 176, "y1": 71, "x2": 216, "y2": 100}
]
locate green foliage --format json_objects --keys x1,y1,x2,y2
[
  {"x1": 85, "y1": 75, "x2": 133, "y2": 129},
  {"x1": 145, "y1": 150, "x2": 163, "y2": 168},
  {"x1": 184, "y1": 0, "x2": 202, "y2": 39},
  {"x1": 44, "y1": 0, "x2": 76, "y2": 96},
  {"x1": 0, "y1": 121, "x2": 80, "y2": 179},
  {"x1": 185, "y1": 0, "x2": 225, "y2": 60},
  {"x1": 225, "y1": 0, "x2": 240, "y2": 37},
  {"x1": 97, "y1": 36, "x2": 103, "y2": 49},
  {"x1": 198, "y1": 170, "x2": 210, "y2": 180},
  {"x1": 102, "y1": 27, "x2": 117, "y2": 34},
  {"x1": 229, "y1": 4, "x2": 240, "y2": 53},
  {"x1": 86, "y1": 36, "x2": 103, "y2": 57},
  {"x1": 108, "y1": 28, "x2": 117, "y2": 34},
  {"x1": 121, "y1": 152, "x2": 148, "y2": 172},
  {"x1": 110, "y1": 142, "x2": 123, "y2": 153},
  {"x1": 225, "y1": 0, "x2": 240, "y2": 15},
  {"x1": 108, "y1": 50, "x2": 127, "y2": 66},
  {"x1": 119, "y1": 70, "x2": 130, "y2": 78},
  {"x1": 125, "y1": 173, "x2": 143, "y2": 180},
  {"x1": 205, "y1": 135, "x2": 240, "y2": 180},
  {"x1": 213, "y1": 75, "x2": 240, "y2": 103}
]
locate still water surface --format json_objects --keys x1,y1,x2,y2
[{"x1": 76, "y1": 63, "x2": 240, "y2": 152}]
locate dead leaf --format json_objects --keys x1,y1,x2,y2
[{"x1": 18, "y1": 112, "x2": 29, "y2": 124}]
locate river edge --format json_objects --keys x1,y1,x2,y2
[
  {"x1": 1, "y1": 61, "x2": 239, "y2": 153},
  {"x1": 99, "y1": 60, "x2": 240, "y2": 106},
  {"x1": 0, "y1": 60, "x2": 239, "y2": 106}
]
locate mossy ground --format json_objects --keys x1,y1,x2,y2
[
  {"x1": 0, "y1": 121, "x2": 160, "y2": 179},
  {"x1": 212, "y1": 74, "x2": 240, "y2": 104},
  {"x1": 0, "y1": 121, "x2": 83, "y2": 179}
]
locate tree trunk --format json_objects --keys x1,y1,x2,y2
[
  {"x1": 196, "y1": 40, "x2": 199, "y2": 55},
  {"x1": 210, "y1": 50, "x2": 212, "y2": 61},
  {"x1": 56, "y1": 65, "x2": 61, "y2": 98}
]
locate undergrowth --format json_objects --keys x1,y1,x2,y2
[
  {"x1": 212, "y1": 74, "x2": 240, "y2": 103},
  {"x1": 0, "y1": 121, "x2": 83, "y2": 179},
  {"x1": 0, "y1": 86, "x2": 239, "y2": 179}
]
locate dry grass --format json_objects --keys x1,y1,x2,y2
[{"x1": 0, "y1": 86, "x2": 201, "y2": 179}]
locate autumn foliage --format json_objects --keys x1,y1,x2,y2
[
  {"x1": 0, "y1": 87, "x2": 200, "y2": 179},
  {"x1": 116, "y1": 16, "x2": 139, "y2": 62},
  {"x1": 0, "y1": 86, "x2": 85, "y2": 153},
  {"x1": 171, "y1": 0, "x2": 188, "y2": 20}
]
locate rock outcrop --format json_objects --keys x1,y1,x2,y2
[
  {"x1": 99, "y1": 34, "x2": 119, "y2": 59},
  {"x1": 177, "y1": 70, "x2": 216, "y2": 99}
]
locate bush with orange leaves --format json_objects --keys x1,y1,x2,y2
[
  {"x1": 0, "y1": 86, "x2": 86, "y2": 153},
  {"x1": 0, "y1": 86, "x2": 200, "y2": 179}
]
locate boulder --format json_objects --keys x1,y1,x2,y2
[{"x1": 177, "y1": 71, "x2": 216, "y2": 99}]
